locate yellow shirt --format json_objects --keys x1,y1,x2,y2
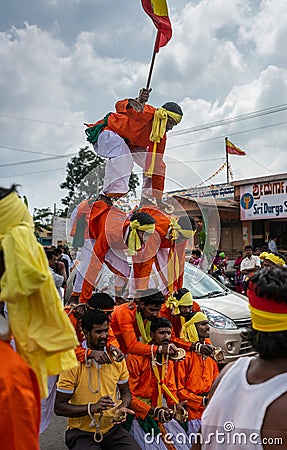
[{"x1": 57, "y1": 358, "x2": 129, "y2": 434}]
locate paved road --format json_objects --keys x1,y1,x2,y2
[{"x1": 40, "y1": 414, "x2": 67, "y2": 450}]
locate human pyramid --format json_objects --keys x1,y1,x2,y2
[{"x1": 59, "y1": 88, "x2": 221, "y2": 449}]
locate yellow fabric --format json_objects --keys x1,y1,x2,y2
[
  {"x1": 166, "y1": 291, "x2": 193, "y2": 315},
  {"x1": 265, "y1": 253, "x2": 285, "y2": 266},
  {"x1": 167, "y1": 242, "x2": 180, "y2": 294},
  {"x1": 146, "y1": 107, "x2": 182, "y2": 177},
  {"x1": 152, "y1": 0, "x2": 169, "y2": 16},
  {"x1": 169, "y1": 216, "x2": 196, "y2": 241},
  {"x1": 249, "y1": 305, "x2": 287, "y2": 332},
  {"x1": 136, "y1": 311, "x2": 152, "y2": 343},
  {"x1": 0, "y1": 192, "x2": 78, "y2": 398},
  {"x1": 180, "y1": 312, "x2": 208, "y2": 343},
  {"x1": 152, "y1": 356, "x2": 178, "y2": 406},
  {"x1": 127, "y1": 220, "x2": 155, "y2": 256},
  {"x1": 57, "y1": 359, "x2": 129, "y2": 433},
  {"x1": 259, "y1": 252, "x2": 269, "y2": 260}
]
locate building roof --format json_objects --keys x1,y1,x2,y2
[{"x1": 232, "y1": 172, "x2": 287, "y2": 186}]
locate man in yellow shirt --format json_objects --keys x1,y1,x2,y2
[{"x1": 55, "y1": 309, "x2": 141, "y2": 449}]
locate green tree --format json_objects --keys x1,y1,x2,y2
[
  {"x1": 33, "y1": 207, "x2": 53, "y2": 240},
  {"x1": 60, "y1": 146, "x2": 139, "y2": 213}
]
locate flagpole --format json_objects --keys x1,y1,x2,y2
[
  {"x1": 225, "y1": 137, "x2": 229, "y2": 184},
  {"x1": 146, "y1": 30, "x2": 160, "y2": 89},
  {"x1": 146, "y1": 49, "x2": 157, "y2": 89}
]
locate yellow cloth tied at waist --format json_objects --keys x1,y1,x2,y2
[
  {"x1": 136, "y1": 310, "x2": 152, "y2": 344},
  {"x1": 0, "y1": 192, "x2": 78, "y2": 398},
  {"x1": 166, "y1": 291, "x2": 193, "y2": 315},
  {"x1": 167, "y1": 217, "x2": 195, "y2": 293},
  {"x1": 249, "y1": 305, "x2": 287, "y2": 332},
  {"x1": 146, "y1": 107, "x2": 182, "y2": 178},
  {"x1": 180, "y1": 312, "x2": 208, "y2": 343},
  {"x1": 169, "y1": 216, "x2": 196, "y2": 241},
  {"x1": 264, "y1": 253, "x2": 285, "y2": 266},
  {"x1": 127, "y1": 220, "x2": 155, "y2": 256}
]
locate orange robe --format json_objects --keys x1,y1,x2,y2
[
  {"x1": 176, "y1": 351, "x2": 219, "y2": 420},
  {"x1": 79, "y1": 200, "x2": 129, "y2": 302},
  {"x1": 160, "y1": 302, "x2": 201, "y2": 351},
  {"x1": 133, "y1": 206, "x2": 188, "y2": 291},
  {"x1": 110, "y1": 303, "x2": 159, "y2": 356},
  {"x1": 64, "y1": 305, "x2": 119, "y2": 363},
  {"x1": 87, "y1": 100, "x2": 167, "y2": 197},
  {"x1": 127, "y1": 352, "x2": 179, "y2": 419},
  {"x1": 0, "y1": 340, "x2": 40, "y2": 450}
]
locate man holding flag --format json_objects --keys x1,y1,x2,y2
[{"x1": 85, "y1": 0, "x2": 182, "y2": 207}]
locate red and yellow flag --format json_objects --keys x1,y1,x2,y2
[
  {"x1": 141, "y1": 0, "x2": 172, "y2": 53},
  {"x1": 226, "y1": 139, "x2": 246, "y2": 156}
]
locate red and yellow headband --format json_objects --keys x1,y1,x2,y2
[{"x1": 248, "y1": 282, "x2": 287, "y2": 332}]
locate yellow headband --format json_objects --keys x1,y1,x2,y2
[
  {"x1": 249, "y1": 305, "x2": 287, "y2": 332},
  {"x1": 264, "y1": 253, "x2": 285, "y2": 266},
  {"x1": 149, "y1": 108, "x2": 182, "y2": 144},
  {"x1": 166, "y1": 291, "x2": 193, "y2": 315},
  {"x1": 169, "y1": 216, "x2": 196, "y2": 241},
  {"x1": 259, "y1": 252, "x2": 269, "y2": 260},
  {"x1": 180, "y1": 312, "x2": 208, "y2": 343},
  {"x1": 127, "y1": 220, "x2": 155, "y2": 256}
]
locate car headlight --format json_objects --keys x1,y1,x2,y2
[{"x1": 201, "y1": 307, "x2": 238, "y2": 329}]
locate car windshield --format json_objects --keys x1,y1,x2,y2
[{"x1": 183, "y1": 264, "x2": 228, "y2": 299}]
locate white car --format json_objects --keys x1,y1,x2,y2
[{"x1": 183, "y1": 264, "x2": 256, "y2": 363}]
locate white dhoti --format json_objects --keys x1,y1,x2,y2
[{"x1": 94, "y1": 130, "x2": 152, "y2": 198}]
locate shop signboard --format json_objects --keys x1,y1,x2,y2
[{"x1": 240, "y1": 179, "x2": 287, "y2": 220}]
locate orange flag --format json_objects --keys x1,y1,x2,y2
[
  {"x1": 141, "y1": 0, "x2": 172, "y2": 52},
  {"x1": 226, "y1": 139, "x2": 246, "y2": 156}
]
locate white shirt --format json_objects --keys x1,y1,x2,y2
[{"x1": 240, "y1": 255, "x2": 260, "y2": 272}]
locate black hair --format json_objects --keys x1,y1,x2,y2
[
  {"x1": 88, "y1": 292, "x2": 115, "y2": 310},
  {"x1": 81, "y1": 309, "x2": 108, "y2": 332},
  {"x1": 236, "y1": 250, "x2": 243, "y2": 257},
  {"x1": 137, "y1": 289, "x2": 165, "y2": 306},
  {"x1": 150, "y1": 317, "x2": 172, "y2": 334},
  {"x1": 244, "y1": 245, "x2": 253, "y2": 251},
  {"x1": 245, "y1": 267, "x2": 287, "y2": 359},
  {"x1": 45, "y1": 249, "x2": 57, "y2": 260},
  {"x1": 178, "y1": 215, "x2": 196, "y2": 231},
  {"x1": 0, "y1": 184, "x2": 19, "y2": 200},
  {"x1": 173, "y1": 288, "x2": 190, "y2": 301},
  {"x1": 192, "y1": 250, "x2": 202, "y2": 258},
  {"x1": 129, "y1": 211, "x2": 156, "y2": 226},
  {"x1": 161, "y1": 102, "x2": 183, "y2": 116}
]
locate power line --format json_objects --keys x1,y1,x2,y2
[
  {"x1": 0, "y1": 167, "x2": 67, "y2": 178},
  {"x1": 0, "y1": 114, "x2": 82, "y2": 128},
  {"x1": 0, "y1": 144, "x2": 58, "y2": 157},
  {"x1": 170, "y1": 103, "x2": 287, "y2": 137},
  {"x1": 0, "y1": 152, "x2": 78, "y2": 168},
  {"x1": 167, "y1": 120, "x2": 287, "y2": 150}
]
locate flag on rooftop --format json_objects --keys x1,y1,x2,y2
[{"x1": 226, "y1": 139, "x2": 246, "y2": 156}]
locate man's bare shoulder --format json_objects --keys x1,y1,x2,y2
[{"x1": 262, "y1": 391, "x2": 287, "y2": 448}]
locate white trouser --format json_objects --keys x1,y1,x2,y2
[{"x1": 94, "y1": 130, "x2": 152, "y2": 197}]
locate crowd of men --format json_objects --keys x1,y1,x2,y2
[{"x1": 0, "y1": 85, "x2": 287, "y2": 450}]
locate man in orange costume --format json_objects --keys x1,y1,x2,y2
[
  {"x1": 130, "y1": 204, "x2": 196, "y2": 293},
  {"x1": 126, "y1": 317, "x2": 189, "y2": 450},
  {"x1": 65, "y1": 292, "x2": 123, "y2": 364},
  {"x1": 160, "y1": 288, "x2": 214, "y2": 357},
  {"x1": 175, "y1": 312, "x2": 219, "y2": 437},
  {"x1": 110, "y1": 289, "x2": 177, "y2": 358},
  {"x1": 78, "y1": 200, "x2": 155, "y2": 303},
  {"x1": 85, "y1": 89, "x2": 183, "y2": 203},
  {"x1": 0, "y1": 312, "x2": 40, "y2": 450}
]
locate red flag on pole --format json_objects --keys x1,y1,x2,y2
[
  {"x1": 226, "y1": 139, "x2": 246, "y2": 156},
  {"x1": 141, "y1": 0, "x2": 172, "y2": 53}
]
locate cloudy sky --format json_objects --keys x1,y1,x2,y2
[{"x1": 1, "y1": 0, "x2": 287, "y2": 213}]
